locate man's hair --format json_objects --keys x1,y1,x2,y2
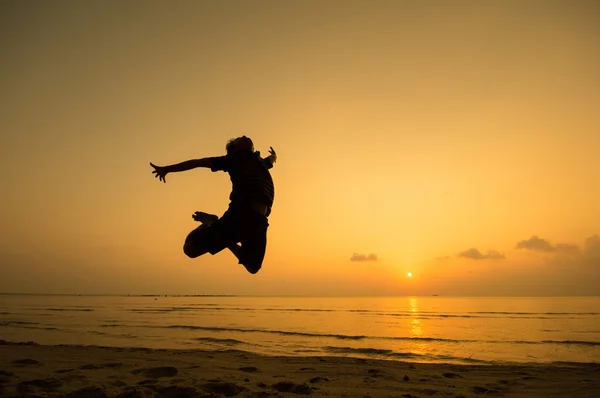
[{"x1": 226, "y1": 136, "x2": 254, "y2": 154}]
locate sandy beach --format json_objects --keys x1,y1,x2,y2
[{"x1": 0, "y1": 341, "x2": 598, "y2": 398}]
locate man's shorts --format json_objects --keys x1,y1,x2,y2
[{"x1": 186, "y1": 205, "x2": 269, "y2": 273}]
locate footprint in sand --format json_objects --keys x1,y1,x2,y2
[
  {"x1": 64, "y1": 386, "x2": 108, "y2": 398},
  {"x1": 12, "y1": 358, "x2": 40, "y2": 366},
  {"x1": 521, "y1": 375, "x2": 545, "y2": 381},
  {"x1": 443, "y1": 372, "x2": 463, "y2": 379},
  {"x1": 80, "y1": 362, "x2": 124, "y2": 370},
  {"x1": 247, "y1": 392, "x2": 272, "y2": 398},
  {"x1": 271, "y1": 381, "x2": 313, "y2": 395},
  {"x1": 239, "y1": 366, "x2": 259, "y2": 373},
  {"x1": 61, "y1": 374, "x2": 88, "y2": 383},
  {"x1": 153, "y1": 386, "x2": 205, "y2": 398},
  {"x1": 137, "y1": 379, "x2": 158, "y2": 386},
  {"x1": 367, "y1": 369, "x2": 383, "y2": 377},
  {"x1": 309, "y1": 376, "x2": 329, "y2": 383},
  {"x1": 55, "y1": 368, "x2": 75, "y2": 374},
  {"x1": 131, "y1": 366, "x2": 178, "y2": 378},
  {"x1": 0, "y1": 370, "x2": 13, "y2": 376},
  {"x1": 80, "y1": 364, "x2": 103, "y2": 370},
  {"x1": 111, "y1": 380, "x2": 128, "y2": 388},
  {"x1": 102, "y1": 362, "x2": 123, "y2": 368},
  {"x1": 17, "y1": 378, "x2": 63, "y2": 394},
  {"x1": 0, "y1": 370, "x2": 14, "y2": 384},
  {"x1": 201, "y1": 381, "x2": 246, "y2": 397},
  {"x1": 112, "y1": 387, "x2": 153, "y2": 398},
  {"x1": 471, "y1": 386, "x2": 499, "y2": 395}
]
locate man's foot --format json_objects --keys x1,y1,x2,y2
[{"x1": 192, "y1": 211, "x2": 219, "y2": 225}]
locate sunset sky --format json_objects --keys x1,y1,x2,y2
[{"x1": 1, "y1": 1, "x2": 599, "y2": 296}]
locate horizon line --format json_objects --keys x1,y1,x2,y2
[{"x1": 1, "y1": 293, "x2": 599, "y2": 298}]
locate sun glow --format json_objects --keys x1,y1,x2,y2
[{"x1": 407, "y1": 272, "x2": 412, "y2": 278}]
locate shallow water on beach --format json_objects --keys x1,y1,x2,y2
[{"x1": 1, "y1": 295, "x2": 598, "y2": 364}]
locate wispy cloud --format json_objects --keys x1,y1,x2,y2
[
  {"x1": 574, "y1": 235, "x2": 600, "y2": 268},
  {"x1": 516, "y1": 234, "x2": 599, "y2": 273},
  {"x1": 458, "y1": 248, "x2": 505, "y2": 260},
  {"x1": 516, "y1": 236, "x2": 580, "y2": 254},
  {"x1": 350, "y1": 253, "x2": 378, "y2": 262},
  {"x1": 583, "y1": 235, "x2": 600, "y2": 260}
]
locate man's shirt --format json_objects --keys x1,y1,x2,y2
[{"x1": 210, "y1": 150, "x2": 275, "y2": 210}]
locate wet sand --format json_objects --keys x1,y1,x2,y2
[{"x1": 1, "y1": 341, "x2": 598, "y2": 397}]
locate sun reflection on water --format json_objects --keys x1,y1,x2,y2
[{"x1": 408, "y1": 297, "x2": 427, "y2": 354}]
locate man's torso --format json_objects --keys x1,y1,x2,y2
[{"x1": 211, "y1": 151, "x2": 275, "y2": 213}]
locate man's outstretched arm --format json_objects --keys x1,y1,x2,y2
[
  {"x1": 150, "y1": 158, "x2": 213, "y2": 183},
  {"x1": 165, "y1": 158, "x2": 213, "y2": 172}
]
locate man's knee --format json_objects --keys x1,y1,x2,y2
[
  {"x1": 184, "y1": 226, "x2": 212, "y2": 258},
  {"x1": 183, "y1": 242, "x2": 208, "y2": 258},
  {"x1": 241, "y1": 261, "x2": 262, "y2": 274}
]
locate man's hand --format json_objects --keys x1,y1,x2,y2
[
  {"x1": 268, "y1": 146, "x2": 277, "y2": 163},
  {"x1": 150, "y1": 162, "x2": 169, "y2": 183}
]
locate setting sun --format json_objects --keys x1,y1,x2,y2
[{"x1": 407, "y1": 272, "x2": 412, "y2": 278}]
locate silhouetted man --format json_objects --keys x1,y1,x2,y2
[{"x1": 150, "y1": 136, "x2": 276, "y2": 274}]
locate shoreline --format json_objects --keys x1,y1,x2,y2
[
  {"x1": 3, "y1": 337, "x2": 599, "y2": 366},
  {"x1": 1, "y1": 341, "x2": 599, "y2": 397}
]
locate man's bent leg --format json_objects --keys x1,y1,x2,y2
[
  {"x1": 183, "y1": 224, "x2": 212, "y2": 258},
  {"x1": 191, "y1": 211, "x2": 243, "y2": 261},
  {"x1": 227, "y1": 243, "x2": 242, "y2": 262},
  {"x1": 185, "y1": 211, "x2": 221, "y2": 258},
  {"x1": 184, "y1": 210, "x2": 240, "y2": 259},
  {"x1": 238, "y1": 216, "x2": 269, "y2": 274}
]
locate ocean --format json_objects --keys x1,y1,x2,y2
[{"x1": 1, "y1": 295, "x2": 598, "y2": 365}]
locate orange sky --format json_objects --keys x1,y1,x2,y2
[{"x1": 1, "y1": 1, "x2": 599, "y2": 296}]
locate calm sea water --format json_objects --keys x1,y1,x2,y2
[{"x1": 1, "y1": 295, "x2": 598, "y2": 365}]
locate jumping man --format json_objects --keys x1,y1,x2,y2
[{"x1": 150, "y1": 136, "x2": 276, "y2": 274}]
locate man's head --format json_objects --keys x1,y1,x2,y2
[{"x1": 226, "y1": 136, "x2": 254, "y2": 154}]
